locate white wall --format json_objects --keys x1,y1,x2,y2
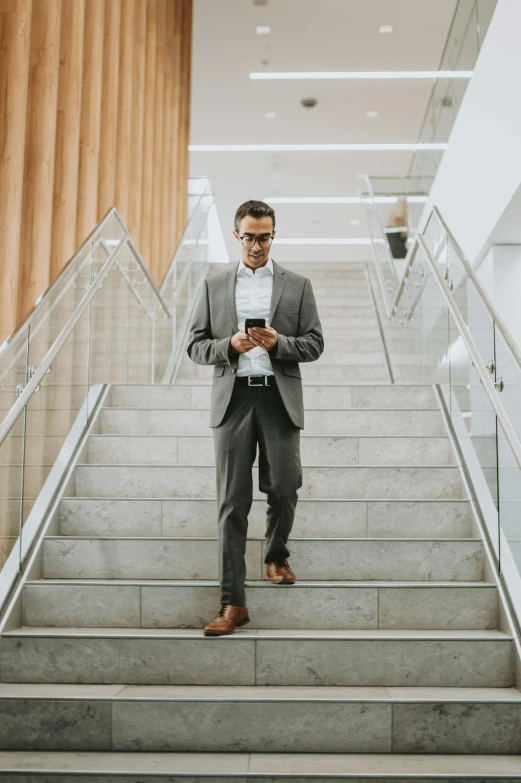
[
  {"x1": 421, "y1": 0, "x2": 521, "y2": 264},
  {"x1": 477, "y1": 244, "x2": 521, "y2": 349}
]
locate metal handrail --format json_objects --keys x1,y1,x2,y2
[
  {"x1": 417, "y1": 234, "x2": 521, "y2": 473},
  {"x1": 0, "y1": 236, "x2": 129, "y2": 449},
  {"x1": 0, "y1": 207, "x2": 119, "y2": 357},
  {"x1": 391, "y1": 206, "x2": 521, "y2": 372}
]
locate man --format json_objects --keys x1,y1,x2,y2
[{"x1": 186, "y1": 199, "x2": 324, "y2": 636}]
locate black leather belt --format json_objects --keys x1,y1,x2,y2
[{"x1": 235, "y1": 374, "x2": 274, "y2": 387}]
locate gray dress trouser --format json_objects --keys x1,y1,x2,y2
[{"x1": 213, "y1": 377, "x2": 302, "y2": 606}]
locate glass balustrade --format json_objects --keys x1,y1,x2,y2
[{"x1": 0, "y1": 177, "x2": 217, "y2": 593}]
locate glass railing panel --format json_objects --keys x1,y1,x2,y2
[
  {"x1": 21, "y1": 307, "x2": 90, "y2": 551},
  {"x1": 497, "y1": 420, "x2": 521, "y2": 614},
  {"x1": 0, "y1": 408, "x2": 25, "y2": 573},
  {"x1": 88, "y1": 263, "x2": 130, "y2": 389},
  {"x1": 126, "y1": 279, "x2": 155, "y2": 385},
  {"x1": 0, "y1": 330, "x2": 30, "y2": 428},
  {"x1": 448, "y1": 339, "x2": 499, "y2": 556},
  {"x1": 495, "y1": 326, "x2": 521, "y2": 446}
]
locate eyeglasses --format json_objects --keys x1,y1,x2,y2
[{"x1": 239, "y1": 234, "x2": 274, "y2": 249}]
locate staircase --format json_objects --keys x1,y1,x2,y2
[{"x1": 1, "y1": 261, "x2": 521, "y2": 780}]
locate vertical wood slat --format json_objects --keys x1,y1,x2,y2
[
  {"x1": 168, "y1": 0, "x2": 183, "y2": 269},
  {"x1": 76, "y1": 0, "x2": 105, "y2": 248},
  {"x1": 158, "y1": 0, "x2": 174, "y2": 282},
  {"x1": 176, "y1": 0, "x2": 192, "y2": 249},
  {"x1": 140, "y1": 0, "x2": 157, "y2": 266},
  {"x1": 127, "y1": 0, "x2": 147, "y2": 244},
  {"x1": 0, "y1": 0, "x2": 32, "y2": 342},
  {"x1": 150, "y1": 0, "x2": 165, "y2": 281},
  {"x1": 50, "y1": 0, "x2": 85, "y2": 280},
  {"x1": 114, "y1": 0, "x2": 134, "y2": 224},
  {"x1": 17, "y1": 0, "x2": 62, "y2": 324},
  {"x1": 97, "y1": 0, "x2": 121, "y2": 220}
]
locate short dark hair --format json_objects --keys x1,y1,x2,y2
[{"x1": 234, "y1": 200, "x2": 275, "y2": 233}]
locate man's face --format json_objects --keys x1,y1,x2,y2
[{"x1": 233, "y1": 215, "x2": 275, "y2": 271}]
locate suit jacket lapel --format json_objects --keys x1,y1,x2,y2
[
  {"x1": 269, "y1": 260, "x2": 287, "y2": 323},
  {"x1": 224, "y1": 263, "x2": 239, "y2": 332}
]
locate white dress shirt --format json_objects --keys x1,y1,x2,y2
[{"x1": 235, "y1": 257, "x2": 275, "y2": 377}]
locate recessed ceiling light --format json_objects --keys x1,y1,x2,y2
[
  {"x1": 256, "y1": 25, "x2": 271, "y2": 34},
  {"x1": 349, "y1": 219, "x2": 360, "y2": 226},
  {"x1": 249, "y1": 70, "x2": 472, "y2": 80},
  {"x1": 264, "y1": 111, "x2": 276, "y2": 119},
  {"x1": 379, "y1": 25, "x2": 393, "y2": 34},
  {"x1": 366, "y1": 110, "x2": 379, "y2": 118},
  {"x1": 189, "y1": 143, "x2": 447, "y2": 152}
]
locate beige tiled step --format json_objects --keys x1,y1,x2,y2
[
  {"x1": 41, "y1": 536, "x2": 482, "y2": 581},
  {"x1": 1, "y1": 750, "x2": 521, "y2": 780},
  {"x1": 107, "y1": 383, "x2": 438, "y2": 409},
  {"x1": 59, "y1": 497, "x2": 472, "y2": 539},
  {"x1": 98, "y1": 407, "x2": 445, "y2": 436},
  {"x1": 22, "y1": 580, "x2": 498, "y2": 630},
  {"x1": 0, "y1": 683, "x2": 520, "y2": 753},
  {"x1": 72, "y1": 464, "x2": 465, "y2": 500},
  {"x1": 86, "y1": 434, "x2": 456, "y2": 466},
  {"x1": 0, "y1": 628, "x2": 512, "y2": 688}
]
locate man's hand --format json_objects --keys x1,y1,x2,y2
[
  {"x1": 247, "y1": 326, "x2": 278, "y2": 351},
  {"x1": 230, "y1": 330, "x2": 256, "y2": 354}
]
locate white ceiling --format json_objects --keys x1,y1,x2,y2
[{"x1": 189, "y1": 0, "x2": 458, "y2": 262}]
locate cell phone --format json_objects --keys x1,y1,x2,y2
[{"x1": 245, "y1": 318, "x2": 266, "y2": 333}]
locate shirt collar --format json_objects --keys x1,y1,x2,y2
[{"x1": 237, "y1": 257, "x2": 274, "y2": 277}]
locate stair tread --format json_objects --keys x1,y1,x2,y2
[
  {"x1": 1, "y1": 751, "x2": 520, "y2": 776},
  {"x1": 3, "y1": 626, "x2": 510, "y2": 640},
  {"x1": 0, "y1": 683, "x2": 519, "y2": 701},
  {"x1": 26, "y1": 578, "x2": 496, "y2": 587},
  {"x1": 43, "y1": 534, "x2": 480, "y2": 541}
]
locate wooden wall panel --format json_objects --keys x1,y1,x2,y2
[
  {"x1": 150, "y1": 0, "x2": 165, "y2": 282},
  {"x1": 97, "y1": 0, "x2": 121, "y2": 219},
  {"x1": 50, "y1": 0, "x2": 85, "y2": 280},
  {"x1": 17, "y1": 0, "x2": 62, "y2": 324},
  {"x1": 113, "y1": 0, "x2": 134, "y2": 224},
  {"x1": 0, "y1": 0, "x2": 32, "y2": 340},
  {"x1": 139, "y1": 0, "x2": 157, "y2": 265},
  {"x1": 0, "y1": 0, "x2": 193, "y2": 343},
  {"x1": 128, "y1": 0, "x2": 147, "y2": 244},
  {"x1": 76, "y1": 0, "x2": 104, "y2": 247}
]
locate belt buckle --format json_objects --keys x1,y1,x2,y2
[{"x1": 248, "y1": 375, "x2": 267, "y2": 387}]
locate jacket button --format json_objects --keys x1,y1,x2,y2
[{"x1": 231, "y1": 368, "x2": 237, "y2": 374}]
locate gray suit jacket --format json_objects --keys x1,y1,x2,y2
[{"x1": 186, "y1": 260, "x2": 324, "y2": 428}]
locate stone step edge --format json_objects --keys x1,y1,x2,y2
[
  {"x1": 100, "y1": 406, "x2": 440, "y2": 412},
  {"x1": 0, "y1": 683, "x2": 519, "y2": 703},
  {"x1": 88, "y1": 433, "x2": 450, "y2": 439},
  {"x1": 74, "y1": 463, "x2": 461, "y2": 470},
  {"x1": 2, "y1": 627, "x2": 510, "y2": 641},
  {"x1": 43, "y1": 535, "x2": 480, "y2": 543},
  {"x1": 61, "y1": 496, "x2": 471, "y2": 503},
  {"x1": 26, "y1": 579, "x2": 496, "y2": 588},
  {"x1": 0, "y1": 750, "x2": 519, "y2": 777}
]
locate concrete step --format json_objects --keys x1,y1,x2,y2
[
  {"x1": 1, "y1": 628, "x2": 511, "y2": 688},
  {"x1": 41, "y1": 536, "x2": 482, "y2": 581},
  {"x1": 0, "y1": 750, "x2": 520, "y2": 780},
  {"x1": 106, "y1": 383, "x2": 438, "y2": 409},
  {"x1": 86, "y1": 434, "x2": 456, "y2": 466},
  {"x1": 72, "y1": 464, "x2": 465, "y2": 500},
  {"x1": 0, "y1": 683, "x2": 519, "y2": 753},
  {"x1": 59, "y1": 497, "x2": 472, "y2": 539},
  {"x1": 300, "y1": 365, "x2": 390, "y2": 381},
  {"x1": 22, "y1": 580, "x2": 498, "y2": 630},
  {"x1": 98, "y1": 407, "x2": 445, "y2": 436},
  {"x1": 315, "y1": 352, "x2": 387, "y2": 365}
]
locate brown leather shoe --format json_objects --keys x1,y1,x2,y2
[
  {"x1": 266, "y1": 559, "x2": 296, "y2": 585},
  {"x1": 203, "y1": 604, "x2": 250, "y2": 636}
]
